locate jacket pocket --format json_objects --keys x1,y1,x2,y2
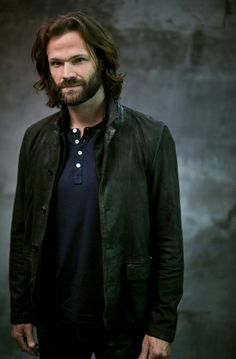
[
  {"x1": 125, "y1": 257, "x2": 151, "y2": 326},
  {"x1": 126, "y1": 258, "x2": 151, "y2": 281}
]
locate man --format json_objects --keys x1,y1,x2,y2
[{"x1": 9, "y1": 11, "x2": 184, "y2": 359}]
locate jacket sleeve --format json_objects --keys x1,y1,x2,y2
[
  {"x1": 9, "y1": 131, "x2": 34, "y2": 324},
  {"x1": 146, "y1": 125, "x2": 184, "y2": 342}
]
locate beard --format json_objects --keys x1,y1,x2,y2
[{"x1": 54, "y1": 70, "x2": 102, "y2": 106}]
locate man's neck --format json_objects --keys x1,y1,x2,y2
[{"x1": 67, "y1": 86, "x2": 106, "y2": 137}]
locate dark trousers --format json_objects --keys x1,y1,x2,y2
[{"x1": 36, "y1": 322, "x2": 144, "y2": 359}]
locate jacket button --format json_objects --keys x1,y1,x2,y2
[
  {"x1": 48, "y1": 169, "x2": 53, "y2": 176},
  {"x1": 40, "y1": 206, "x2": 46, "y2": 214}
]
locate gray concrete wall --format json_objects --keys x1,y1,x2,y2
[{"x1": 0, "y1": 1, "x2": 236, "y2": 358}]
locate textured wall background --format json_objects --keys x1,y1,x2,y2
[{"x1": 0, "y1": 1, "x2": 236, "y2": 358}]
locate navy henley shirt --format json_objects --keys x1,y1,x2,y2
[{"x1": 41, "y1": 123, "x2": 105, "y2": 326}]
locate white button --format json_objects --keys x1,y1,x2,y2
[
  {"x1": 76, "y1": 163, "x2": 81, "y2": 168},
  {"x1": 72, "y1": 128, "x2": 77, "y2": 133},
  {"x1": 78, "y1": 150, "x2": 83, "y2": 155},
  {"x1": 75, "y1": 139, "x2": 79, "y2": 144}
]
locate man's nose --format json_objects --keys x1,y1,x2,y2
[{"x1": 62, "y1": 61, "x2": 76, "y2": 78}]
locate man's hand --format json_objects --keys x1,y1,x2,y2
[
  {"x1": 138, "y1": 334, "x2": 171, "y2": 359},
  {"x1": 11, "y1": 323, "x2": 39, "y2": 356}
]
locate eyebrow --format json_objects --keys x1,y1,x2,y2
[{"x1": 48, "y1": 54, "x2": 90, "y2": 63}]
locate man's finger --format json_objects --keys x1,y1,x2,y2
[
  {"x1": 11, "y1": 324, "x2": 38, "y2": 356},
  {"x1": 138, "y1": 349, "x2": 149, "y2": 359},
  {"x1": 138, "y1": 336, "x2": 149, "y2": 359},
  {"x1": 15, "y1": 333, "x2": 29, "y2": 352},
  {"x1": 24, "y1": 324, "x2": 37, "y2": 348}
]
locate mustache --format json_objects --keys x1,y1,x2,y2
[{"x1": 59, "y1": 77, "x2": 84, "y2": 88}]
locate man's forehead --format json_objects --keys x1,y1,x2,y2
[
  {"x1": 47, "y1": 31, "x2": 96, "y2": 60},
  {"x1": 47, "y1": 31, "x2": 86, "y2": 49}
]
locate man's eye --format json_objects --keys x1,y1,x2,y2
[
  {"x1": 50, "y1": 61, "x2": 62, "y2": 68},
  {"x1": 72, "y1": 57, "x2": 86, "y2": 64}
]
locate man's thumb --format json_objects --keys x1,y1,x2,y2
[
  {"x1": 138, "y1": 335, "x2": 149, "y2": 359},
  {"x1": 24, "y1": 324, "x2": 36, "y2": 348}
]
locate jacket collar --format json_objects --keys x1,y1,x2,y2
[
  {"x1": 105, "y1": 98, "x2": 121, "y2": 128},
  {"x1": 55, "y1": 97, "x2": 121, "y2": 133}
]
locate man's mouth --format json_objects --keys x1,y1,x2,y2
[{"x1": 62, "y1": 84, "x2": 81, "y2": 88}]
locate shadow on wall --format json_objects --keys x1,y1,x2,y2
[{"x1": 174, "y1": 203, "x2": 236, "y2": 358}]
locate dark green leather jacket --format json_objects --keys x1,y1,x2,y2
[{"x1": 9, "y1": 100, "x2": 183, "y2": 342}]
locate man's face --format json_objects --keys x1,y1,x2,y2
[{"x1": 47, "y1": 31, "x2": 102, "y2": 106}]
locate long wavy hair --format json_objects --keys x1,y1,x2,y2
[{"x1": 31, "y1": 11, "x2": 124, "y2": 107}]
